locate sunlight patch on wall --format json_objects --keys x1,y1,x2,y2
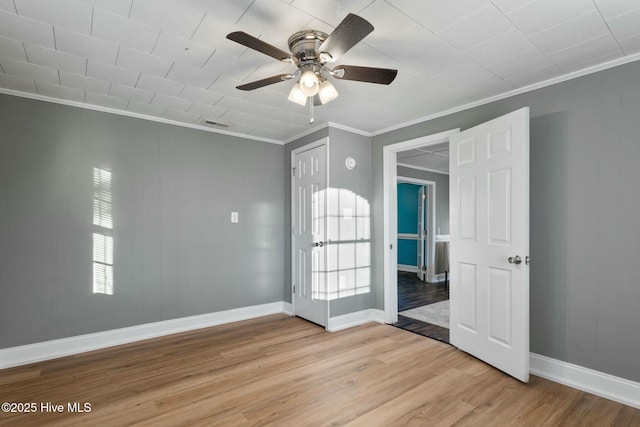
[
  {"x1": 92, "y1": 167, "x2": 114, "y2": 295},
  {"x1": 313, "y1": 188, "x2": 370, "y2": 301}
]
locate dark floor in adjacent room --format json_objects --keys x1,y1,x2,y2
[{"x1": 394, "y1": 271, "x2": 450, "y2": 343}]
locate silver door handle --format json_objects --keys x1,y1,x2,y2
[
  {"x1": 508, "y1": 255, "x2": 522, "y2": 264},
  {"x1": 313, "y1": 241, "x2": 324, "y2": 248}
]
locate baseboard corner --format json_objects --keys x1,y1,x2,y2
[{"x1": 282, "y1": 302, "x2": 293, "y2": 316}]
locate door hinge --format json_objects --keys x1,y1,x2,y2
[
  {"x1": 292, "y1": 167, "x2": 296, "y2": 176},
  {"x1": 293, "y1": 285, "x2": 296, "y2": 293},
  {"x1": 390, "y1": 244, "x2": 393, "y2": 250}
]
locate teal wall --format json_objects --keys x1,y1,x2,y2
[
  {"x1": 397, "y1": 167, "x2": 449, "y2": 235},
  {"x1": 397, "y1": 240, "x2": 417, "y2": 267},
  {"x1": 397, "y1": 183, "x2": 419, "y2": 234},
  {"x1": 397, "y1": 183, "x2": 420, "y2": 266}
]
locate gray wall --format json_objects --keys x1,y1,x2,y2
[
  {"x1": 2, "y1": 58, "x2": 639, "y2": 385},
  {"x1": 372, "y1": 61, "x2": 640, "y2": 382},
  {"x1": 327, "y1": 127, "x2": 373, "y2": 317},
  {"x1": 397, "y1": 166, "x2": 449, "y2": 236},
  {"x1": 0, "y1": 94, "x2": 285, "y2": 349},
  {"x1": 283, "y1": 127, "x2": 372, "y2": 317}
]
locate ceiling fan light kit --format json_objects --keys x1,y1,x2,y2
[
  {"x1": 226, "y1": 13, "x2": 397, "y2": 123},
  {"x1": 299, "y1": 69, "x2": 320, "y2": 96},
  {"x1": 288, "y1": 84, "x2": 308, "y2": 106},
  {"x1": 318, "y1": 79, "x2": 339, "y2": 104}
]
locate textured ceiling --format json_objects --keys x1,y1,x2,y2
[
  {"x1": 1, "y1": 0, "x2": 639, "y2": 142},
  {"x1": 397, "y1": 142, "x2": 450, "y2": 174}
]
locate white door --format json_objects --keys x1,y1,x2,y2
[
  {"x1": 293, "y1": 144, "x2": 328, "y2": 326},
  {"x1": 417, "y1": 186, "x2": 426, "y2": 282},
  {"x1": 449, "y1": 107, "x2": 530, "y2": 382}
]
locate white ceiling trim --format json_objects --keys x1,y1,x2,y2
[
  {"x1": 282, "y1": 121, "x2": 372, "y2": 145},
  {"x1": 397, "y1": 162, "x2": 449, "y2": 176},
  {"x1": 282, "y1": 121, "x2": 331, "y2": 144},
  {"x1": 0, "y1": 87, "x2": 283, "y2": 145},
  {"x1": 326, "y1": 121, "x2": 372, "y2": 138},
  {"x1": 370, "y1": 51, "x2": 640, "y2": 137},
  {"x1": 3, "y1": 49, "x2": 640, "y2": 147},
  {"x1": 2, "y1": 1, "x2": 640, "y2": 141}
]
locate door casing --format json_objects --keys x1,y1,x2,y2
[{"x1": 383, "y1": 129, "x2": 460, "y2": 324}]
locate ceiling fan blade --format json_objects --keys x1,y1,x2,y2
[
  {"x1": 332, "y1": 65, "x2": 398, "y2": 85},
  {"x1": 317, "y1": 14, "x2": 374, "y2": 62},
  {"x1": 236, "y1": 74, "x2": 293, "y2": 91},
  {"x1": 227, "y1": 31, "x2": 295, "y2": 63}
]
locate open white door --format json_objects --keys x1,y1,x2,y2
[
  {"x1": 417, "y1": 186, "x2": 426, "y2": 282},
  {"x1": 292, "y1": 143, "x2": 328, "y2": 327},
  {"x1": 449, "y1": 107, "x2": 530, "y2": 382}
]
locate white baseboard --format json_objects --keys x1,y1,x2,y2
[
  {"x1": 5, "y1": 303, "x2": 637, "y2": 410},
  {"x1": 282, "y1": 302, "x2": 293, "y2": 316},
  {"x1": 0, "y1": 301, "x2": 289, "y2": 370},
  {"x1": 530, "y1": 353, "x2": 640, "y2": 409},
  {"x1": 433, "y1": 273, "x2": 447, "y2": 283},
  {"x1": 397, "y1": 264, "x2": 418, "y2": 273},
  {"x1": 327, "y1": 309, "x2": 385, "y2": 332}
]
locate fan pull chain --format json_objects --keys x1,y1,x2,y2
[{"x1": 309, "y1": 98, "x2": 314, "y2": 124}]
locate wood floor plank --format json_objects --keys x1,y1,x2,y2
[
  {"x1": 1, "y1": 314, "x2": 638, "y2": 426},
  {"x1": 345, "y1": 368, "x2": 475, "y2": 427},
  {"x1": 396, "y1": 271, "x2": 450, "y2": 343}
]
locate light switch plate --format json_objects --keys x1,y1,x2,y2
[{"x1": 231, "y1": 212, "x2": 238, "y2": 223}]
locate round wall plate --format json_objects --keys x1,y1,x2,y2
[{"x1": 345, "y1": 157, "x2": 357, "y2": 170}]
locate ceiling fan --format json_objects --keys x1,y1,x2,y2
[{"x1": 226, "y1": 13, "x2": 397, "y2": 115}]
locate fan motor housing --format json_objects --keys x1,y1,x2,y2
[{"x1": 288, "y1": 30, "x2": 328, "y2": 61}]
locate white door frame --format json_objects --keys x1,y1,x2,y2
[
  {"x1": 396, "y1": 177, "x2": 436, "y2": 282},
  {"x1": 291, "y1": 137, "x2": 330, "y2": 328},
  {"x1": 383, "y1": 129, "x2": 460, "y2": 324}
]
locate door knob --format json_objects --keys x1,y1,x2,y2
[
  {"x1": 508, "y1": 255, "x2": 522, "y2": 264},
  {"x1": 313, "y1": 241, "x2": 324, "y2": 248}
]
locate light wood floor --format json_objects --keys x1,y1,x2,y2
[{"x1": 1, "y1": 315, "x2": 638, "y2": 426}]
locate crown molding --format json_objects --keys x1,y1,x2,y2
[
  {"x1": 397, "y1": 162, "x2": 449, "y2": 175},
  {"x1": 3, "y1": 51, "x2": 640, "y2": 146},
  {"x1": 283, "y1": 121, "x2": 372, "y2": 145},
  {"x1": 326, "y1": 121, "x2": 372, "y2": 137},
  {"x1": 0, "y1": 88, "x2": 283, "y2": 145},
  {"x1": 371, "y1": 52, "x2": 640, "y2": 137},
  {"x1": 282, "y1": 121, "x2": 330, "y2": 144}
]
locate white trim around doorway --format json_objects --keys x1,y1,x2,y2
[{"x1": 382, "y1": 129, "x2": 459, "y2": 324}]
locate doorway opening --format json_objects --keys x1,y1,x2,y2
[
  {"x1": 383, "y1": 109, "x2": 530, "y2": 382},
  {"x1": 395, "y1": 176, "x2": 450, "y2": 343},
  {"x1": 383, "y1": 129, "x2": 459, "y2": 343}
]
